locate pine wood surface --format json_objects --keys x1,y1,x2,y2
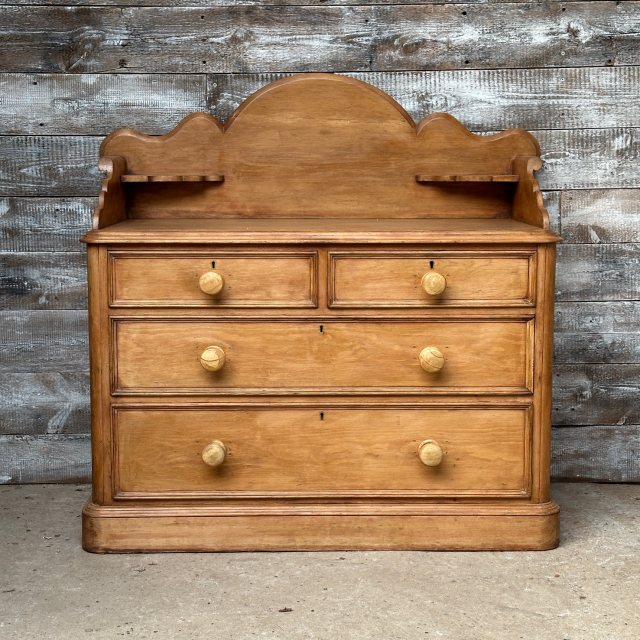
[
  {"x1": 76, "y1": 75, "x2": 563, "y2": 550},
  {"x1": 83, "y1": 218, "x2": 559, "y2": 244},
  {"x1": 113, "y1": 319, "x2": 531, "y2": 394},
  {"x1": 1, "y1": 2, "x2": 637, "y2": 484},
  {"x1": 82, "y1": 504, "x2": 560, "y2": 553},
  {"x1": 110, "y1": 250, "x2": 318, "y2": 307},
  {"x1": 113, "y1": 407, "x2": 529, "y2": 496}
]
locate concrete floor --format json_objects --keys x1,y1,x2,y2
[{"x1": 0, "y1": 484, "x2": 638, "y2": 639}]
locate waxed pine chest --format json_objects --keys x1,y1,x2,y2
[{"x1": 82, "y1": 74, "x2": 560, "y2": 552}]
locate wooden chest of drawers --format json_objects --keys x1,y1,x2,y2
[{"x1": 82, "y1": 74, "x2": 560, "y2": 552}]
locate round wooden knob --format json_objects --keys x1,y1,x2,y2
[
  {"x1": 421, "y1": 271, "x2": 447, "y2": 296},
  {"x1": 199, "y1": 271, "x2": 224, "y2": 295},
  {"x1": 202, "y1": 440, "x2": 227, "y2": 467},
  {"x1": 419, "y1": 346, "x2": 445, "y2": 372},
  {"x1": 200, "y1": 345, "x2": 226, "y2": 372},
  {"x1": 418, "y1": 440, "x2": 444, "y2": 467}
]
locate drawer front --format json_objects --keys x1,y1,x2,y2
[
  {"x1": 113, "y1": 319, "x2": 532, "y2": 394},
  {"x1": 109, "y1": 251, "x2": 318, "y2": 307},
  {"x1": 329, "y1": 251, "x2": 535, "y2": 308},
  {"x1": 113, "y1": 406, "x2": 530, "y2": 498}
]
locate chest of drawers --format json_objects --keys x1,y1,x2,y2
[{"x1": 82, "y1": 74, "x2": 560, "y2": 552}]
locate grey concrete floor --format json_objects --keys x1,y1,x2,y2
[{"x1": 0, "y1": 484, "x2": 638, "y2": 640}]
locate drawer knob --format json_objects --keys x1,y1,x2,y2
[
  {"x1": 199, "y1": 271, "x2": 225, "y2": 296},
  {"x1": 202, "y1": 440, "x2": 227, "y2": 467},
  {"x1": 421, "y1": 270, "x2": 447, "y2": 296},
  {"x1": 418, "y1": 439, "x2": 444, "y2": 467},
  {"x1": 200, "y1": 345, "x2": 226, "y2": 372},
  {"x1": 419, "y1": 346, "x2": 445, "y2": 372}
]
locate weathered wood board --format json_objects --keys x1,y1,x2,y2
[
  {"x1": 0, "y1": 373, "x2": 90, "y2": 436},
  {"x1": 0, "y1": 435, "x2": 91, "y2": 483},
  {"x1": 2, "y1": 68, "x2": 640, "y2": 134},
  {"x1": 552, "y1": 426, "x2": 640, "y2": 483},
  {"x1": 0, "y1": 198, "x2": 93, "y2": 252},
  {"x1": 0, "y1": 4, "x2": 637, "y2": 73},
  {"x1": 0, "y1": 3, "x2": 637, "y2": 482}
]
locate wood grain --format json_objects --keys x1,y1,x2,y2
[
  {"x1": 0, "y1": 136, "x2": 101, "y2": 197},
  {"x1": 556, "y1": 244, "x2": 640, "y2": 301},
  {"x1": 110, "y1": 250, "x2": 318, "y2": 308},
  {"x1": 555, "y1": 300, "x2": 640, "y2": 365},
  {"x1": 114, "y1": 319, "x2": 532, "y2": 394},
  {"x1": 561, "y1": 189, "x2": 640, "y2": 243},
  {"x1": 0, "y1": 4, "x2": 636, "y2": 73},
  {"x1": 330, "y1": 250, "x2": 535, "y2": 308},
  {"x1": 552, "y1": 425, "x2": 640, "y2": 483},
  {"x1": 82, "y1": 502, "x2": 560, "y2": 552},
  {"x1": 113, "y1": 406, "x2": 529, "y2": 496},
  {"x1": 0, "y1": 252, "x2": 87, "y2": 310},
  {"x1": 0, "y1": 310, "x2": 88, "y2": 373},
  {"x1": 1, "y1": 0, "x2": 603, "y2": 6},
  {"x1": 0, "y1": 372, "x2": 89, "y2": 436},
  {"x1": 3, "y1": 68, "x2": 639, "y2": 135},
  {"x1": 0, "y1": 198, "x2": 92, "y2": 252},
  {"x1": 553, "y1": 364, "x2": 640, "y2": 426},
  {"x1": 83, "y1": 218, "x2": 560, "y2": 245},
  {"x1": 0, "y1": 74, "x2": 207, "y2": 135},
  {"x1": 0, "y1": 434, "x2": 90, "y2": 484}
]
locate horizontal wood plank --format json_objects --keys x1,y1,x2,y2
[
  {"x1": 0, "y1": 197, "x2": 93, "y2": 252},
  {"x1": 561, "y1": 188, "x2": 640, "y2": 243},
  {"x1": 551, "y1": 425, "x2": 640, "y2": 482},
  {"x1": 556, "y1": 244, "x2": 640, "y2": 301},
  {"x1": 2, "y1": 68, "x2": 639, "y2": 135},
  {"x1": 1, "y1": 427, "x2": 637, "y2": 483},
  {"x1": 0, "y1": 4, "x2": 637, "y2": 74},
  {"x1": 536, "y1": 128, "x2": 640, "y2": 190},
  {"x1": 0, "y1": 136, "x2": 102, "y2": 197},
  {"x1": 553, "y1": 364, "x2": 639, "y2": 426},
  {"x1": 0, "y1": 252, "x2": 87, "y2": 310},
  {"x1": 0, "y1": 373, "x2": 90, "y2": 436},
  {"x1": 556, "y1": 301, "x2": 640, "y2": 333},
  {"x1": 0, "y1": 435, "x2": 91, "y2": 483},
  {"x1": 0, "y1": 0, "x2": 600, "y2": 6},
  {"x1": 0, "y1": 74, "x2": 207, "y2": 135},
  {"x1": 555, "y1": 333, "x2": 640, "y2": 364},
  {"x1": 0, "y1": 310, "x2": 88, "y2": 373},
  {"x1": 1, "y1": 130, "x2": 639, "y2": 196},
  {"x1": 555, "y1": 302, "x2": 640, "y2": 364}
]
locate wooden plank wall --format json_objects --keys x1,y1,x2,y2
[{"x1": 1, "y1": 1, "x2": 638, "y2": 483}]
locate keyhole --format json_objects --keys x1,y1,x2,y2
[
  {"x1": 320, "y1": 412, "x2": 324, "y2": 421},
  {"x1": 211, "y1": 260, "x2": 216, "y2": 268},
  {"x1": 429, "y1": 260, "x2": 435, "y2": 269},
  {"x1": 319, "y1": 325, "x2": 324, "y2": 333}
]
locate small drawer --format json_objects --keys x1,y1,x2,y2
[
  {"x1": 329, "y1": 250, "x2": 535, "y2": 308},
  {"x1": 112, "y1": 319, "x2": 533, "y2": 395},
  {"x1": 109, "y1": 250, "x2": 318, "y2": 308},
  {"x1": 113, "y1": 406, "x2": 531, "y2": 498}
]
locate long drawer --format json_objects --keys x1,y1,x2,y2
[
  {"x1": 329, "y1": 250, "x2": 536, "y2": 308},
  {"x1": 113, "y1": 319, "x2": 533, "y2": 395},
  {"x1": 113, "y1": 406, "x2": 531, "y2": 498}
]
